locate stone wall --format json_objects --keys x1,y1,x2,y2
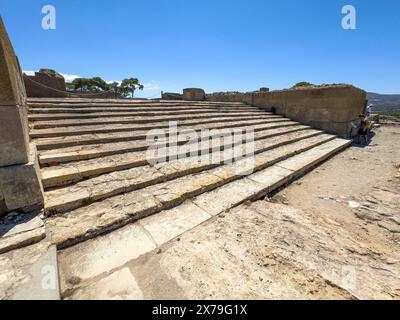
[
  {"x1": 24, "y1": 69, "x2": 67, "y2": 98},
  {"x1": 206, "y1": 92, "x2": 246, "y2": 103},
  {"x1": 161, "y1": 92, "x2": 183, "y2": 100},
  {"x1": 183, "y1": 88, "x2": 206, "y2": 101},
  {"x1": 206, "y1": 85, "x2": 366, "y2": 135},
  {"x1": 0, "y1": 17, "x2": 44, "y2": 216}
]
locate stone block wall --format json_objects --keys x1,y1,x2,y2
[
  {"x1": 24, "y1": 69, "x2": 67, "y2": 98},
  {"x1": 183, "y1": 88, "x2": 206, "y2": 101},
  {"x1": 0, "y1": 17, "x2": 44, "y2": 216},
  {"x1": 206, "y1": 85, "x2": 366, "y2": 135},
  {"x1": 251, "y1": 85, "x2": 366, "y2": 135},
  {"x1": 206, "y1": 92, "x2": 246, "y2": 103},
  {"x1": 161, "y1": 92, "x2": 183, "y2": 100}
]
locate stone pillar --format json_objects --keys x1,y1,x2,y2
[{"x1": 0, "y1": 17, "x2": 44, "y2": 216}]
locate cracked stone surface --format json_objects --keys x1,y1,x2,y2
[
  {"x1": 30, "y1": 114, "x2": 278, "y2": 137},
  {"x1": 33, "y1": 119, "x2": 295, "y2": 150},
  {"x1": 43, "y1": 129, "x2": 321, "y2": 213},
  {"x1": 0, "y1": 240, "x2": 59, "y2": 300},
  {"x1": 37, "y1": 124, "x2": 308, "y2": 165},
  {"x1": 0, "y1": 212, "x2": 45, "y2": 254},
  {"x1": 45, "y1": 137, "x2": 347, "y2": 250}
]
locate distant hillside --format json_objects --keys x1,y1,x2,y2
[{"x1": 367, "y1": 92, "x2": 400, "y2": 116}]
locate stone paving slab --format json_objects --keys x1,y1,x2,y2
[
  {"x1": 138, "y1": 201, "x2": 211, "y2": 246},
  {"x1": 0, "y1": 241, "x2": 60, "y2": 300},
  {"x1": 58, "y1": 223, "x2": 155, "y2": 291},
  {"x1": 0, "y1": 215, "x2": 46, "y2": 255},
  {"x1": 64, "y1": 268, "x2": 143, "y2": 300}
]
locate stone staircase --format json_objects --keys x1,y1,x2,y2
[{"x1": 27, "y1": 98, "x2": 351, "y2": 250}]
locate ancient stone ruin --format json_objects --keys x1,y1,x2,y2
[
  {"x1": 24, "y1": 69, "x2": 67, "y2": 98},
  {"x1": 0, "y1": 18, "x2": 44, "y2": 217},
  {"x1": 0, "y1": 17, "x2": 369, "y2": 299}
]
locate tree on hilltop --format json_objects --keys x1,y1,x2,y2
[
  {"x1": 120, "y1": 78, "x2": 144, "y2": 98},
  {"x1": 66, "y1": 76, "x2": 144, "y2": 98},
  {"x1": 292, "y1": 82, "x2": 314, "y2": 88}
]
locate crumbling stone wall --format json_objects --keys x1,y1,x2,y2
[
  {"x1": 24, "y1": 69, "x2": 67, "y2": 98},
  {"x1": 0, "y1": 17, "x2": 44, "y2": 216},
  {"x1": 206, "y1": 85, "x2": 366, "y2": 135},
  {"x1": 183, "y1": 88, "x2": 206, "y2": 101},
  {"x1": 161, "y1": 92, "x2": 183, "y2": 100},
  {"x1": 206, "y1": 92, "x2": 246, "y2": 103}
]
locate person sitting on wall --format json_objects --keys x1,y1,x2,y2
[
  {"x1": 356, "y1": 114, "x2": 369, "y2": 145},
  {"x1": 366, "y1": 103, "x2": 374, "y2": 117}
]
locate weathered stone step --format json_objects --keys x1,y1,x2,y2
[
  {"x1": 40, "y1": 122, "x2": 306, "y2": 187},
  {"x1": 39, "y1": 125, "x2": 310, "y2": 165},
  {"x1": 27, "y1": 99, "x2": 245, "y2": 106},
  {"x1": 33, "y1": 119, "x2": 297, "y2": 150},
  {"x1": 29, "y1": 107, "x2": 262, "y2": 122},
  {"x1": 45, "y1": 135, "x2": 347, "y2": 249},
  {"x1": 135, "y1": 138, "x2": 352, "y2": 250},
  {"x1": 44, "y1": 129, "x2": 323, "y2": 213},
  {"x1": 41, "y1": 127, "x2": 320, "y2": 188},
  {"x1": 29, "y1": 104, "x2": 256, "y2": 112},
  {"x1": 192, "y1": 138, "x2": 352, "y2": 215},
  {"x1": 31, "y1": 111, "x2": 274, "y2": 129},
  {"x1": 30, "y1": 114, "x2": 279, "y2": 138}
]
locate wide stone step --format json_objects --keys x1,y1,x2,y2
[
  {"x1": 40, "y1": 122, "x2": 307, "y2": 187},
  {"x1": 33, "y1": 119, "x2": 297, "y2": 150},
  {"x1": 28, "y1": 104, "x2": 257, "y2": 113},
  {"x1": 30, "y1": 114, "x2": 280, "y2": 138},
  {"x1": 44, "y1": 129, "x2": 323, "y2": 213},
  {"x1": 45, "y1": 136, "x2": 348, "y2": 249},
  {"x1": 191, "y1": 138, "x2": 352, "y2": 215},
  {"x1": 133, "y1": 138, "x2": 351, "y2": 251},
  {"x1": 29, "y1": 107, "x2": 263, "y2": 122},
  {"x1": 30, "y1": 111, "x2": 274, "y2": 129},
  {"x1": 38, "y1": 125, "x2": 310, "y2": 165},
  {"x1": 27, "y1": 99, "x2": 246, "y2": 106}
]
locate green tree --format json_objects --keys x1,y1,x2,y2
[
  {"x1": 120, "y1": 78, "x2": 144, "y2": 98},
  {"x1": 292, "y1": 82, "x2": 314, "y2": 88},
  {"x1": 71, "y1": 77, "x2": 110, "y2": 92},
  {"x1": 89, "y1": 77, "x2": 110, "y2": 92}
]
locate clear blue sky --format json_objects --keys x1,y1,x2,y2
[{"x1": 1, "y1": 0, "x2": 399, "y2": 97}]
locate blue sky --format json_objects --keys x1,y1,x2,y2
[{"x1": 1, "y1": 0, "x2": 399, "y2": 97}]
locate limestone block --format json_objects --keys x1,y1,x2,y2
[
  {"x1": 0, "y1": 17, "x2": 27, "y2": 106},
  {"x1": 183, "y1": 88, "x2": 206, "y2": 101},
  {"x1": 24, "y1": 69, "x2": 67, "y2": 98},
  {"x1": 0, "y1": 144, "x2": 44, "y2": 213},
  {"x1": 161, "y1": 92, "x2": 183, "y2": 100},
  {"x1": 0, "y1": 105, "x2": 30, "y2": 166},
  {"x1": 0, "y1": 212, "x2": 45, "y2": 254}
]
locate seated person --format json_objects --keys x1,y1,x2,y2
[{"x1": 356, "y1": 114, "x2": 369, "y2": 145}]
